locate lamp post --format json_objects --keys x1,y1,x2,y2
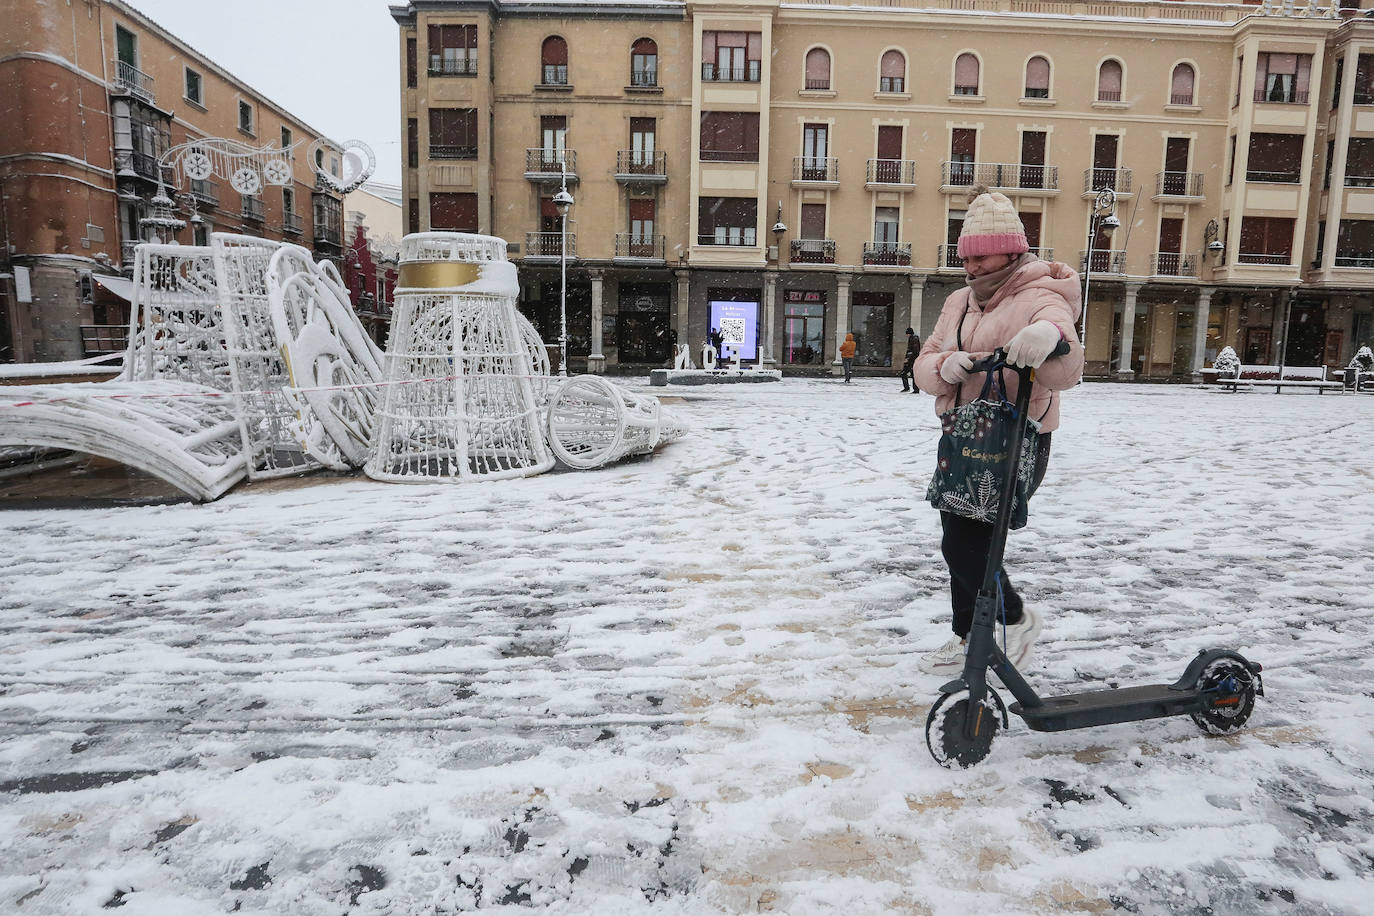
[
  {"x1": 553, "y1": 166, "x2": 574, "y2": 377},
  {"x1": 1203, "y1": 218, "x2": 1224, "y2": 265},
  {"x1": 1080, "y1": 186, "x2": 1120, "y2": 348}
]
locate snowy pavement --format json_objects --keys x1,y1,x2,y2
[{"x1": 0, "y1": 378, "x2": 1371, "y2": 914}]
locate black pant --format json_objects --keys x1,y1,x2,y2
[
  {"x1": 939, "y1": 433, "x2": 1051, "y2": 638},
  {"x1": 900, "y1": 364, "x2": 915, "y2": 390}
]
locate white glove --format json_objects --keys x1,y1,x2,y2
[
  {"x1": 940, "y1": 351, "x2": 975, "y2": 384},
  {"x1": 1005, "y1": 321, "x2": 1062, "y2": 369}
]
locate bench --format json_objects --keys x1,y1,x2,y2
[{"x1": 1200, "y1": 364, "x2": 1347, "y2": 394}]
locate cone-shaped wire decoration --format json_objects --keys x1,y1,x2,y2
[
  {"x1": 365, "y1": 232, "x2": 554, "y2": 482},
  {"x1": 547, "y1": 375, "x2": 687, "y2": 470}
]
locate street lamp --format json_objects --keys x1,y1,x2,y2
[
  {"x1": 1080, "y1": 186, "x2": 1120, "y2": 347},
  {"x1": 553, "y1": 167, "x2": 574, "y2": 377},
  {"x1": 1204, "y1": 218, "x2": 1224, "y2": 264}
]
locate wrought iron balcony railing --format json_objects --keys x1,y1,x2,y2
[
  {"x1": 792, "y1": 157, "x2": 838, "y2": 182},
  {"x1": 698, "y1": 228, "x2": 757, "y2": 247},
  {"x1": 1333, "y1": 252, "x2": 1374, "y2": 268},
  {"x1": 1254, "y1": 87, "x2": 1309, "y2": 105},
  {"x1": 282, "y1": 212, "x2": 302, "y2": 235},
  {"x1": 942, "y1": 161, "x2": 1058, "y2": 191},
  {"x1": 524, "y1": 148, "x2": 577, "y2": 181},
  {"x1": 1155, "y1": 171, "x2": 1204, "y2": 197},
  {"x1": 866, "y1": 159, "x2": 917, "y2": 185},
  {"x1": 240, "y1": 195, "x2": 264, "y2": 222},
  {"x1": 863, "y1": 242, "x2": 911, "y2": 266},
  {"x1": 1235, "y1": 251, "x2": 1291, "y2": 265},
  {"x1": 629, "y1": 68, "x2": 658, "y2": 88},
  {"x1": 428, "y1": 57, "x2": 477, "y2": 76},
  {"x1": 111, "y1": 59, "x2": 155, "y2": 105},
  {"x1": 1151, "y1": 252, "x2": 1198, "y2": 277},
  {"x1": 939, "y1": 244, "x2": 1053, "y2": 269},
  {"x1": 430, "y1": 145, "x2": 477, "y2": 160},
  {"x1": 541, "y1": 64, "x2": 568, "y2": 86},
  {"x1": 614, "y1": 233, "x2": 664, "y2": 260},
  {"x1": 1084, "y1": 168, "x2": 1133, "y2": 194},
  {"x1": 615, "y1": 150, "x2": 667, "y2": 180},
  {"x1": 525, "y1": 231, "x2": 577, "y2": 258},
  {"x1": 189, "y1": 178, "x2": 219, "y2": 208},
  {"x1": 879, "y1": 76, "x2": 905, "y2": 93},
  {"x1": 790, "y1": 239, "x2": 836, "y2": 264},
  {"x1": 700, "y1": 148, "x2": 758, "y2": 163},
  {"x1": 1246, "y1": 169, "x2": 1300, "y2": 184},
  {"x1": 701, "y1": 62, "x2": 761, "y2": 82},
  {"x1": 1080, "y1": 249, "x2": 1127, "y2": 274}
]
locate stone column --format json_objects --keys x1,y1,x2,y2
[
  {"x1": 588, "y1": 269, "x2": 605, "y2": 374},
  {"x1": 1115, "y1": 281, "x2": 1143, "y2": 380},
  {"x1": 908, "y1": 275, "x2": 926, "y2": 336},
  {"x1": 1272, "y1": 288, "x2": 1290, "y2": 368},
  {"x1": 674, "y1": 268, "x2": 691, "y2": 360},
  {"x1": 1190, "y1": 287, "x2": 1214, "y2": 382},
  {"x1": 762, "y1": 269, "x2": 778, "y2": 365},
  {"x1": 833, "y1": 272, "x2": 851, "y2": 374}
]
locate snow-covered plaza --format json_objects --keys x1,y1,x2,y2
[{"x1": 0, "y1": 379, "x2": 1371, "y2": 914}]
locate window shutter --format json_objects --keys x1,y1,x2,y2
[
  {"x1": 543, "y1": 37, "x2": 567, "y2": 66},
  {"x1": 805, "y1": 48, "x2": 830, "y2": 86},
  {"x1": 881, "y1": 50, "x2": 904, "y2": 78},
  {"x1": 1098, "y1": 60, "x2": 1122, "y2": 98},
  {"x1": 1026, "y1": 56, "x2": 1050, "y2": 92},
  {"x1": 1295, "y1": 55, "x2": 1311, "y2": 95},
  {"x1": 1170, "y1": 64, "x2": 1194, "y2": 103},
  {"x1": 951, "y1": 128, "x2": 976, "y2": 157},
  {"x1": 955, "y1": 53, "x2": 979, "y2": 90}
]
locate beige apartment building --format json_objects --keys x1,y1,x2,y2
[
  {"x1": 0, "y1": 0, "x2": 346, "y2": 363},
  {"x1": 392, "y1": 0, "x2": 1374, "y2": 378}
]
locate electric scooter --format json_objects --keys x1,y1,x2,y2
[{"x1": 925, "y1": 345, "x2": 1264, "y2": 768}]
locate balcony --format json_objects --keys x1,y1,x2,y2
[
  {"x1": 614, "y1": 150, "x2": 667, "y2": 184},
  {"x1": 790, "y1": 239, "x2": 836, "y2": 264},
  {"x1": 282, "y1": 212, "x2": 302, "y2": 235},
  {"x1": 111, "y1": 59, "x2": 155, "y2": 105},
  {"x1": 863, "y1": 242, "x2": 911, "y2": 267},
  {"x1": 613, "y1": 233, "x2": 665, "y2": 263},
  {"x1": 941, "y1": 161, "x2": 1059, "y2": 193},
  {"x1": 791, "y1": 156, "x2": 839, "y2": 187},
  {"x1": 429, "y1": 57, "x2": 477, "y2": 77},
  {"x1": 697, "y1": 228, "x2": 757, "y2": 247},
  {"x1": 701, "y1": 62, "x2": 760, "y2": 83},
  {"x1": 1151, "y1": 252, "x2": 1198, "y2": 277},
  {"x1": 1333, "y1": 252, "x2": 1374, "y2": 268},
  {"x1": 1083, "y1": 168, "x2": 1133, "y2": 195},
  {"x1": 1080, "y1": 249, "x2": 1127, "y2": 274},
  {"x1": 1153, "y1": 171, "x2": 1204, "y2": 200},
  {"x1": 1254, "y1": 87, "x2": 1309, "y2": 105},
  {"x1": 628, "y1": 69, "x2": 659, "y2": 90},
  {"x1": 430, "y1": 145, "x2": 477, "y2": 160},
  {"x1": 240, "y1": 195, "x2": 264, "y2": 223},
  {"x1": 123, "y1": 150, "x2": 171, "y2": 183},
  {"x1": 1246, "y1": 168, "x2": 1301, "y2": 184},
  {"x1": 938, "y1": 244, "x2": 1053, "y2": 271},
  {"x1": 524, "y1": 231, "x2": 577, "y2": 260},
  {"x1": 540, "y1": 64, "x2": 569, "y2": 87},
  {"x1": 1236, "y1": 251, "x2": 1291, "y2": 266},
  {"x1": 188, "y1": 178, "x2": 219, "y2": 208},
  {"x1": 524, "y1": 148, "x2": 578, "y2": 184},
  {"x1": 865, "y1": 159, "x2": 917, "y2": 190}
]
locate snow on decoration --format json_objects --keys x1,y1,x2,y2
[
  {"x1": 546, "y1": 375, "x2": 687, "y2": 470},
  {"x1": 267, "y1": 244, "x2": 385, "y2": 468},
  {"x1": 1350, "y1": 345, "x2": 1373, "y2": 370},
  {"x1": 308, "y1": 138, "x2": 377, "y2": 195},
  {"x1": 122, "y1": 243, "x2": 230, "y2": 389},
  {"x1": 365, "y1": 232, "x2": 556, "y2": 483},
  {"x1": 1213, "y1": 346, "x2": 1241, "y2": 378},
  {"x1": 674, "y1": 344, "x2": 695, "y2": 370}
]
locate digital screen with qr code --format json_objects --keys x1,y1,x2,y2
[{"x1": 709, "y1": 301, "x2": 759, "y2": 360}]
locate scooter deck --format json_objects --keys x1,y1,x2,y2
[{"x1": 1010, "y1": 682, "x2": 1203, "y2": 732}]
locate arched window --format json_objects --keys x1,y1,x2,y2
[
  {"x1": 805, "y1": 47, "x2": 831, "y2": 90},
  {"x1": 1025, "y1": 55, "x2": 1050, "y2": 99},
  {"x1": 954, "y1": 52, "x2": 980, "y2": 96},
  {"x1": 631, "y1": 38, "x2": 657, "y2": 87},
  {"x1": 880, "y1": 50, "x2": 905, "y2": 93},
  {"x1": 1097, "y1": 59, "x2": 1123, "y2": 102},
  {"x1": 541, "y1": 36, "x2": 568, "y2": 85},
  {"x1": 1170, "y1": 62, "x2": 1195, "y2": 106}
]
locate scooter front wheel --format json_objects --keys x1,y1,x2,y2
[
  {"x1": 1190, "y1": 658, "x2": 1258, "y2": 735},
  {"x1": 926, "y1": 688, "x2": 1007, "y2": 768}
]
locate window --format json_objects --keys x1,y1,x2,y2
[
  {"x1": 184, "y1": 67, "x2": 202, "y2": 105},
  {"x1": 430, "y1": 192, "x2": 478, "y2": 231},
  {"x1": 700, "y1": 111, "x2": 760, "y2": 162},
  {"x1": 702, "y1": 31, "x2": 761, "y2": 82},
  {"x1": 874, "y1": 125, "x2": 904, "y2": 182},
  {"x1": 630, "y1": 118, "x2": 656, "y2": 169},
  {"x1": 628, "y1": 200, "x2": 657, "y2": 257},
  {"x1": 949, "y1": 128, "x2": 976, "y2": 185},
  {"x1": 1335, "y1": 219, "x2": 1374, "y2": 267},
  {"x1": 1170, "y1": 63, "x2": 1195, "y2": 106},
  {"x1": 954, "y1": 53, "x2": 980, "y2": 96},
  {"x1": 851, "y1": 292, "x2": 894, "y2": 368},
  {"x1": 1333, "y1": 58, "x2": 1344, "y2": 109},
  {"x1": 1228, "y1": 135, "x2": 1237, "y2": 186},
  {"x1": 1162, "y1": 137, "x2": 1192, "y2": 194},
  {"x1": 407, "y1": 37, "x2": 417, "y2": 87},
  {"x1": 1020, "y1": 212, "x2": 1042, "y2": 251},
  {"x1": 116, "y1": 24, "x2": 137, "y2": 67},
  {"x1": 1157, "y1": 217, "x2": 1184, "y2": 274},
  {"x1": 407, "y1": 118, "x2": 418, "y2": 168},
  {"x1": 429, "y1": 24, "x2": 477, "y2": 76},
  {"x1": 631, "y1": 37, "x2": 658, "y2": 87},
  {"x1": 193, "y1": 221, "x2": 210, "y2": 247},
  {"x1": 879, "y1": 50, "x2": 905, "y2": 93},
  {"x1": 805, "y1": 47, "x2": 831, "y2": 90},
  {"x1": 540, "y1": 115, "x2": 567, "y2": 169},
  {"x1": 1356, "y1": 54, "x2": 1374, "y2": 105},
  {"x1": 541, "y1": 36, "x2": 568, "y2": 85},
  {"x1": 1346, "y1": 137, "x2": 1374, "y2": 185},
  {"x1": 615, "y1": 283, "x2": 671, "y2": 363},
  {"x1": 1024, "y1": 55, "x2": 1050, "y2": 99},
  {"x1": 1020, "y1": 131, "x2": 1047, "y2": 188},
  {"x1": 408, "y1": 198, "x2": 419, "y2": 234},
  {"x1": 784, "y1": 291, "x2": 825, "y2": 365},
  {"x1": 282, "y1": 187, "x2": 295, "y2": 216},
  {"x1": 698, "y1": 197, "x2": 757, "y2": 246},
  {"x1": 1255, "y1": 53, "x2": 1311, "y2": 104},
  {"x1": 1247, "y1": 133, "x2": 1304, "y2": 182},
  {"x1": 429, "y1": 108, "x2": 477, "y2": 159},
  {"x1": 238, "y1": 99, "x2": 254, "y2": 134},
  {"x1": 874, "y1": 206, "x2": 900, "y2": 244},
  {"x1": 802, "y1": 124, "x2": 829, "y2": 179},
  {"x1": 794, "y1": 204, "x2": 832, "y2": 261},
  {"x1": 946, "y1": 211, "x2": 965, "y2": 267},
  {"x1": 1091, "y1": 134, "x2": 1121, "y2": 189},
  {"x1": 280, "y1": 126, "x2": 292, "y2": 152},
  {"x1": 1097, "y1": 59, "x2": 1123, "y2": 102},
  {"x1": 312, "y1": 193, "x2": 342, "y2": 245},
  {"x1": 1238, "y1": 216, "x2": 1294, "y2": 264}
]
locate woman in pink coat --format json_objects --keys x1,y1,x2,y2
[{"x1": 912, "y1": 185, "x2": 1084, "y2": 676}]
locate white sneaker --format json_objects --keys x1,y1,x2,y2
[
  {"x1": 919, "y1": 635, "x2": 967, "y2": 675},
  {"x1": 1002, "y1": 606, "x2": 1043, "y2": 668}
]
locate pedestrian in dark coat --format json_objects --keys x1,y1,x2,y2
[{"x1": 900, "y1": 327, "x2": 921, "y2": 392}]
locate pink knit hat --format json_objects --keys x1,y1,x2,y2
[{"x1": 957, "y1": 184, "x2": 1029, "y2": 258}]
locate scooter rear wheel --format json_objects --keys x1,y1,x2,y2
[
  {"x1": 926, "y1": 688, "x2": 1006, "y2": 768},
  {"x1": 1190, "y1": 659, "x2": 1257, "y2": 735}
]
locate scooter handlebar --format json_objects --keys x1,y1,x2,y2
[{"x1": 968, "y1": 338, "x2": 1071, "y2": 375}]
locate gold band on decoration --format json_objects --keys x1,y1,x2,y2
[{"x1": 396, "y1": 262, "x2": 481, "y2": 290}]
